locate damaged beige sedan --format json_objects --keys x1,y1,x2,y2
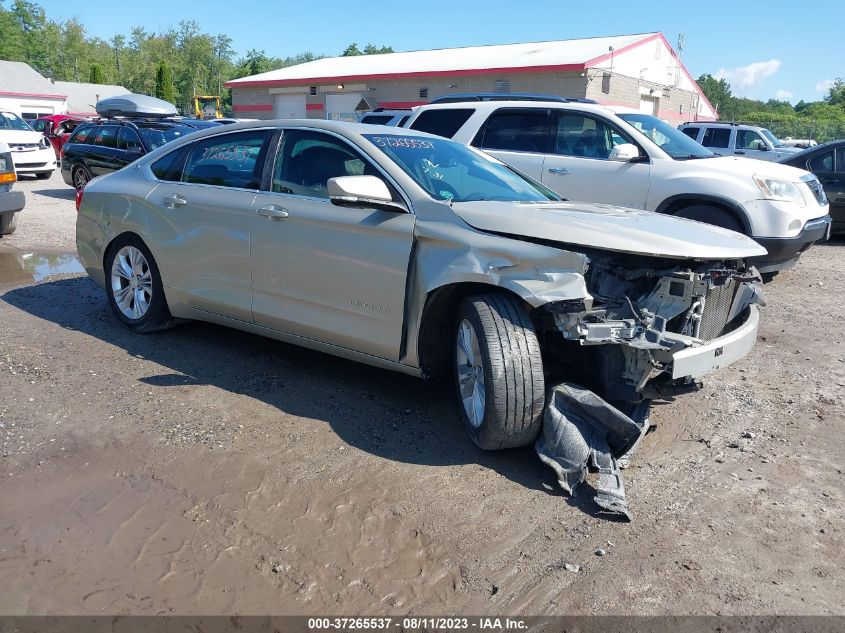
[{"x1": 77, "y1": 122, "x2": 765, "y2": 509}]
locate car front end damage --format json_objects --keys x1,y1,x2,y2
[{"x1": 541, "y1": 253, "x2": 765, "y2": 403}]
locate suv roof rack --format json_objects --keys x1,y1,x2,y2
[
  {"x1": 681, "y1": 121, "x2": 740, "y2": 126},
  {"x1": 429, "y1": 93, "x2": 598, "y2": 104},
  {"x1": 371, "y1": 107, "x2": 412, "y2": 112}
]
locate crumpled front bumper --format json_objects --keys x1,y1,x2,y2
[{"x1": 658, "y1": 305, "x2": 759, "y2": 380}]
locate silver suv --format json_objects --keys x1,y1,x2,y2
[{"x1": 679, "y1": 122, "x2": 803, "y2": 162}]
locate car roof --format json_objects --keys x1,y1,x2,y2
[{"x1": 412, "y1": 99, "x2": 621, "y2": 117}]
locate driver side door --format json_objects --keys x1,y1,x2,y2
[{"x1": 250, "y1": 128, "x2": 416, "y2": 361}]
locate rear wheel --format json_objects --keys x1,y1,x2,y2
[
  {"x1": 454, "y1": 293, "x2": 545, "y2": 450},
  {"x1": 0, "y1": 212, "x2": 17, "y2": 236},
  {"x1": 72, "y1": 165, "x2": 91, "y2": 189},
  {"x1": 104, "y1": 235, "x2": 174, "y2": 333},
  {"x1": 673, "y1": 204, "x2": 744, "y2": 233}
]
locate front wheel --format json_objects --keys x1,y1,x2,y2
[
  {"x1": 105, "y1": 235, "x2": 174, "y2": 333},
  {"x1": 673, "y1": 204, "x2": 744, "y2": 233},
  {"x1": 454, "y1": 293, "x2": 545, "y2": 450},
  {"x1": 0, "y1": 212, "x2": 17, "y2": 236}
]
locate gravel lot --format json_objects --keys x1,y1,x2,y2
[{"x1": 0, "y1": 172, "x2": 843, "y2": 615}]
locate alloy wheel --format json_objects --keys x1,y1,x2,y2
[
  {"x1": 456, "y1": 318, "x2": 485, "y2": 428},
  {"x1": 110, "y1": 245, "x2": 153, "y2": 320}
]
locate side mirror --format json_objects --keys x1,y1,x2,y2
[
  {"x1": 328, "y1": 175, "x2": 406, "y2": 212},
  {"x1": 608, "y1": 143, "x2": 641, "y2": 162}
]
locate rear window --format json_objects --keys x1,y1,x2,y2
[
  {"x1": 701, "y1": 127, "x2": 731, "y2": 148},
  {"x1": 138, "y1": 125, "x2": 195, "y2": 151},
  {"x1": 409, "y1": 108, "x2": 474, "y2": 138},
  {"x1": 360, "y1": 115, "x2": 394, "y2": 125},
  {"x1": 69, "y1": 126, "x2": 94, "y2": 144},
  {"x1": 150, "y1": 145, "x2": 190, "y2": 181},
  {"x1": 475, "y1": 108, "x2": 553, "y2": 153},
  {"x1": 93, "y1": 126, "x2": 119, "y2": 148},
  {"x1": 681, "y1": 126, "x2": 700, "y2": 140}
]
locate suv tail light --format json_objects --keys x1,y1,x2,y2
[{"x1": 75, "y1": 187, "x2": 83, "y2": 212}]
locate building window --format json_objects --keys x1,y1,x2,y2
[
  {"x1": 419, "y1": 87, "x2": 428, "y2": 99},
  {"x1": 601, "y1": 73, "x2": 611, "y2": 94},
  {"x1": 494, "y1": 80, "x2": 510, "y2": 93},
  {"x1": 310, "y1": 86, "x2": 317, "y2": 95}
]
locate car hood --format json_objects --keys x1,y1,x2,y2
[
  {"x1": 691, "y1": 155, "x2": 812, "y2": 179},
  {"x1": 453, "y1": 201, "x2": 767, "y2": 260},
  {"x1": 0, "y1": 130, "x2": 44, "y2": 144}
]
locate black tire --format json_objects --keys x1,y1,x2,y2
[
  {"x1": 104, "y1": 235, "x2": 174, "y2": 333},
  {"x1": 673, "y1": 204, "x2": 744, "y2": 233},
  {"x1": 72, "y1": 165, "x2": 92, "y2": 189},
  {"x1": 35, "y1": 170, "x2": 52, "y2": 180},
  {"x1": 453, "y1": 293, "x2": 545, "y2": 450},
  {"x1": 0, "y1": 212, "x2": 17, "y2": 236}
]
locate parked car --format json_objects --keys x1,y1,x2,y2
[
  {"x1": 60, "y1": 119, "x2": 206, "y2": 189},
  {"x1": 0, "y1": 110, "x2": 58, "y2": 179},
  {"x1": 402, "y1": 99, "x2": 831, "y2": 275},
  {"x1": 77, "y1": 121, "x2": 766, "y2": 451},
  {"x1": 678, "y1": 121, "x2": 803, "y2": 162},
  {"x1": 31, "y1": 114, "x2": 92, "y2": 158},
  {"x1": 778, "y1": 139, "x2": 845, "y2": 235},
  {"x1": 359, "y1": 110, "x2": 412, "y2": 126},
  {"x1": 0, "y1": 141, "x2": 25, "y2": 236}
]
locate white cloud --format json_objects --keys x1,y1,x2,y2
[
  {"x1": 816, "y1": 79, "x2": 835, "y2": 94},
  {"x1": 715, "y1": 59, "x2": 782, "y2": 94},
  {"x1": 774, "y1": 89, "x2": 793, "y2": 100}
]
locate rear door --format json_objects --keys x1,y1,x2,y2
[
  {"x1": 469, "y1": 107, "x2": 552, "y2": 181},
  {"x1": 88, "y1": 125, "x2": 121, "y2": 176},
  {"x1": 699, "y1": 126, "x2": 733, "y2": 156},
  {"x1": 540, "y1": 110, "x2": 651, "y2": 208},
  {"x1": 115, "y1": 127, "x2": 145, "y2": 168},
  {"x1": 810, "y1": 147, "x2": 845, "y2": 220},
  {"x1": 145, "y1": 129, "x2": 275, "y2": 322},
  {"x1": 249, "y1": 128, "x2": 415, "y2": 360}
]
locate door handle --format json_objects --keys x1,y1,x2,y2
[
  {"x1": 257, "y1": 205, "x2": 289, "y2": 220},
  {"x1": 548, "y1": 167, "x2": 571, "y2": 175},
  {"x1": 163, "y1": 194, "x2": 187, "y2": 208}
]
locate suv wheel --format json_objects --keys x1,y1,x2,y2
[
  {"x1": 454, "y1": 293, "x2": 545, "y2": 450},
  {"x1": 673, "y1": 204, "x2": 743, "y2": 233},
  {"x1": 72, "y1": 165, "x2": 92, "y2": 189},
  {"x1": 105, "y1": 235, "x2": 174, "y2": 333}
]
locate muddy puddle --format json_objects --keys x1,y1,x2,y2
[{"x1": 0, "y1": 245, "x2": 83, "y2": 286}]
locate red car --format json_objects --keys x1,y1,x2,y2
[{"x1": 31, "y1": 114, "x2": 92, "y2": 158}]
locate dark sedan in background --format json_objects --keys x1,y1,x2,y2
[{"x1": 779, "y1": 140, "x2": 845, "y2": 235}]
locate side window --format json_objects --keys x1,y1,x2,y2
[
  {"x1": 809, "y1": 150, "x2": 834, "y2": 172},
  {"x1": 182, "y1": 130, "x2": 272, "y2": 189},
  {"x1": 701, "y1": 127, "x2": 731, "y2": 148},
  {"x1": 150, "y1": 145, "x2": 191, "y2": 181},
  {"x1": 553, "y1": 113, "x2": 625, "y2": 159},
  {"x1": 93, "y1": 126, "x2": 119, "y2": 148},
  {"x1": 117, "y1": 127, "x2": 143, "y2": 152},
  {"x1": 360, "y1": 115, "x2": 393, "y2": 125},
  {"x1": 272, "y1": 129, "x2": 385, "y2": 199},
  {"x1": 409, "y1": 109, "x2": 474, "y2": 138},
  {"x1": 681, "y1": 126, "x2": 700, "y2": 140},
  {"x1": 736, "y1": 129, "x2": 766, "y2": 151},
  {"x1": 835, "y1": 148, "x2": 845, "y2": 173},
  {"x1": 31, "y1": 119, "x2": 47, "y2": 133},
  {"x1": 475, "y1": 108, "x2": 552, "y2": 153},
  {"x1": 69, "y1": 126, "x2": 93, "y2": 144}
]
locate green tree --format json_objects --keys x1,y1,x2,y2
[
  {"x1": 824, "y1": 78, "x2": 845, "y2": 108},
  {"x1": 155, "y1": 61, "x2": 175, "y2": 104},
  {"x1": 342, "y1": 42, "x2": 362, "y2": 56},
  {"x1": 697, "y1": 73, "x2": 733, "y2": 116},
  {"x1": 89, "y1": 63, "x2": 104, "y2": 83},
  {"x1": 343, "y1": 42, "x2": 392, "y2": 56}
]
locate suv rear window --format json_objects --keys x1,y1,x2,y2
[
  {"x1": 69, "y1": 126, "x2": 94, "y2": 144},
  {"x1": 701, "y1": 127, "x2": 731, "y2": 148},
  {"x1": 474, "y1": 108, "x2": 552, "y2": 153},
  {"x1": 409, "y1": 109, "x2": 474, "y2": 138},
  {"x1": 681, "y1": 126, "x2": 700, "y2": 140}
]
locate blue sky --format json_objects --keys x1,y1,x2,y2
[{"x1": 31, "y1": 0, "x2": 844, "y2": 103}]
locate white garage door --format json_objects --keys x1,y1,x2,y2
[
  {"x1": 326, "y1": 93, "x2": 363, "y2": 122},
  {"x1": 274, "y1": 94, "x2": 306, "y2": 119},
  {"x1": 639, "y1": 96, "x2": 658, "y2": 115}
]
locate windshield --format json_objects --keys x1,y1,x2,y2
[
  {"x1": 760, "y1": 128, "x2": 785, "y2": 148},
  {"x1": 0, "y1": 112, "x2": 34, "y2": 131},
  {"x1": 363, "y1": 133, "x2": 559, "y2": 203},
  {"x1": 138, "y1": 125, "x2": 195, "y2": 150},
  {"x1": 618, "y1": 113, "x2": 714, "y2": 160}
]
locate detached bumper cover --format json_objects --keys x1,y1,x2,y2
[
  {"x1": 751, "y1": 215, "x2": 832, "y2": 270},
  {"x1": 0, "y1": 190, "x2": 25, "y2": 215},
  {"x1": 669, "y1": 305, "x2": 759, "y2": 379}
]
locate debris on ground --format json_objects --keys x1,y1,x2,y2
[{"x1": 535, "y1": 383, "x2": 650, "y2": 521}]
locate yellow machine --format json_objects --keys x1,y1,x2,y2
[{"x1": 193, "y1": 95, "x2": 222, "y2": 119}]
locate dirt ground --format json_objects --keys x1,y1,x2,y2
[{"x1": 0, "y1": 172, "x2": 843, "y2": 616}]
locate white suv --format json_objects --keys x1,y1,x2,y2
[
  {"x1": 403, "y1": 100, "x2": 831, "y2": 275},
  {"x1": 0, "y1": 110, "x2": 58, "y2": 179},
  {"x1": 678, "y1": 121, "x2": 803, "y2": 162}
]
